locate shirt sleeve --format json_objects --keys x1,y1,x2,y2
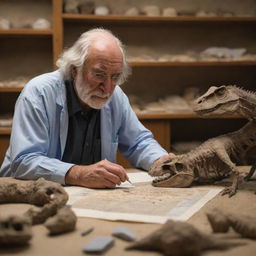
[
  {"x1": 117, "y1": 89, "x2": 168, "y2": 170},
  {"x1": 8, "y1": 89, "x2": 74, "y2": 185}
]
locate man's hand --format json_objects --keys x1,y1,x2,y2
[
  {"x1": 154, "y1": 152, "x2": 176, "y2": 164},
  {"x1": 65, "y1": 159, "x2": 129, "y2": 188}
]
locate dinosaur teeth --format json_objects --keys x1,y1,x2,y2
[{"x1": 153, "y1": 173, "x2": 172, "y2": 183}]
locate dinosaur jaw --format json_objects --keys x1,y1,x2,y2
[
  {"x1": 194, "y1": 100, "x2": 239, "y2": 117},
  {"x1": 152, "y1": 172, "x2": 194, "y2": 188}
]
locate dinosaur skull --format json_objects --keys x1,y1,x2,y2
[
  {"x1": 149, "y1": 157, "x2": 194, "y2": 187},
  {"x1": 0, "y1": 215, "x2": 32, "y2": 245},
  {"x1": 193, "y1": 85, "x2": 240, "y2": 116}
]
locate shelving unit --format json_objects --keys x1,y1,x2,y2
[{"x1": 0, "y1": 0, "x2": 254, "y2": 167}]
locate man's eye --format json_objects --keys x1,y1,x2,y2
[
  {"x1": 94, "y1": 73, "x2": 105, "y2": 79},
  {"x1": 112, "y1": 74, "x2": 120, "y2": 81}
]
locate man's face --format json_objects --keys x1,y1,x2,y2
[{"x1": 74, "y1": 47, "x2": 123, "y2": 109}]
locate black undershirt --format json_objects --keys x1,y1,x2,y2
[{"x1": 62, "y1": 80, "x2": 101, "y2": 165}]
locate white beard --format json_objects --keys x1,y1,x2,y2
[{"x1": 74, "y1": 71, "x2": 111, "y2": 109}]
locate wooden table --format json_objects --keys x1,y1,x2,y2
[{"x1": 0, "y1": 167, "x2": 256, "y2": 256}]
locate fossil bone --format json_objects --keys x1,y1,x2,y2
[
  {"x1": 0, "y1": 177, "x2": 75, "y2": 244},
  {"x1": 44, "y1": 206, "x2": 77, "y2": 235},
  {"x1": 126, "y1": 220, "x2": 243, "y2": 256},
  {"x1": 0, "y1": 215, "x2": 32, "y2": 245},
  {"x1": 207, "y1": 208, "x2": 256, "y2": 239},
  {"x1": 149, "y1": 85, "x2": 256, "y2": 197}
]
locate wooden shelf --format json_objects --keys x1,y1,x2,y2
[
  {"x1": 0, "y1": 127, "x2": 11, "y2": 135},
  {"x1": 0, "y1": 29, "x2": 53, "y2": 36},
  {"x1": 62, "y1": 14, "x2": 256, "y2": 23},
  {"x1": 129, "y1": 61, "x2": 256, "y2": 67},
  {"x1": 137, "y1": 112, "x2": 243, "y2": 119},
  {"x1": 0, "y1": 87, "x2": 23, "y2": 92}
]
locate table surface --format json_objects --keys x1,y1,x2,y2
[{"x1": 0, "y1": 167, "x2": 256, "y2": 256}]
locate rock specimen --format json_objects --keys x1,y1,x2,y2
[
  {"x1": 124, "y1": 7, "x2": 140, "y2": 16},
  {"x1": 0, "y1": 18, "x2": 11, "y2": 29},
  {"x1": 207, "y1": 208, "x2": 256, "y2": 239},
  {"x1": 200, "y1": 47, "x2": 246, "y2": 60},
  {"x1": 79, "y1": 0, "x2": 94, "y2": 14},
  {"x1": 32, "y1": 18, "x2": 51, "y2": 29},
  {"x1": 0, "y1": 215, "x2": 32, "y2": 245},
  {"x1": 126, "y1": 220, "x2": 242, "y2": 256},
  {"x1": 112, "y1": 226, "x2": 136, "y2": 242},
  {"x1": 64, "y1": 0, "x2": 79, "y2": 13},
  {"x1": 142, "y1": 5, "x2": 161, "y2": 16},
  {"x1": 149, "y1": 85, "x2": 256, "y2": 197},
  {"x1": 44, "y1": 206, "x2": 77, "y2": 235},
  {"x1": 83, "y1": 236, "x2": 114, "y2": 254},
  {"x1": 94, "y1": 6, "x2": 110, "y2": 15},
  {"x1": 162, "y1": 7, "x2": 177, "y2": 17}
]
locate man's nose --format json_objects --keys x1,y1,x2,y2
[{"x1": 102, "y1": 77, "x2": 113, "y2": 93}]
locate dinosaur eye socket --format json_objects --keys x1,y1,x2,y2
[
  {"x1": 175, "y1": 163, "x2": 184, "y2": 171},
  {"x1": 215, "y1": 87, "x2": 226, "y2": 97}
]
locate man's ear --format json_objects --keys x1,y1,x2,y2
[{"x1": 71, "y1": 66, "x2": 77, "y2": 81}]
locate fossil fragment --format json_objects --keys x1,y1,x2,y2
[
  {"x1": 207, "y1": 208, "x2": 256, "y2": 239},
  {"x1": 124, "y1": 7, "x2": 140, "y2": 16},
  {"x1": 44, "y1": 206, "x2": 77, "y2": 235},
  {"x1": 126, "y1": 220, "x2": 242, "y2": 256},
  {"x1": 0, "y1": 215, "x2": 32, "y2": 245},
  {"x1": 149, "y1": 85, "x2": 256, "y2": 197},
  {"x1": 0, "y1": 177, "x2": 69, "y2": 224}
]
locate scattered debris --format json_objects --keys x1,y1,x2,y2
[{"x1": 81, "y1": 227, "x2": 94, "y2": 236}]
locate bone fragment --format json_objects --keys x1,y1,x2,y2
[
  {"x1": 126, "y1": 220, "x2": 243, "y2": 256},
  {"x1": 44, "y1": 206, "x2": 77, "y2": 235}
]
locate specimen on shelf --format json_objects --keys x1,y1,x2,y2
[{"x1": 149, "y1": 85, "x2": 256, "y2": 197}]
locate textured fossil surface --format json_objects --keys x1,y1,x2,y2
[
  {"x1": 0, "y1": 177, "x2": 76, "y2": 245},
  {"x1": 44, "y1": 206, "x2": 77, "y2": 235},
  {"x1": 150, "y1": 85, "x2": 256, "y2": 197},
  {"x1": 126, "y1": 220, "x2": 242, "y2": 256},
  {"x1": 0, "y1": 215, "x2": 32, "y2": 245},
  {"x1": 207, "y1": 208, "x2": 256, "y2": 239}
]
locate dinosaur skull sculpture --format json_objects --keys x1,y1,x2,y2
[
  {"x1": 149, "y1": 157, "x2": 194, "y2": 187},
  {"x1": 193, "y1": 85, "x2": 240, "y2": 116}
]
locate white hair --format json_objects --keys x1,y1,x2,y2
[{"x1": 56, "y1": 28, "x2": 130, "y2": 84}]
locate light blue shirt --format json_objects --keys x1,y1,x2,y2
[{"x1": 0, "y1": 70, "x2": 167, "y2": 184}]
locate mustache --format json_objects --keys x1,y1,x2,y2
[{"x1": 92, "y1": 91, "x2": 111, "y2": 98}]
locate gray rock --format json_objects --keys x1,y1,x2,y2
[
  {"x1": 83, "y1": 236, "x2": 114, "y2": 253},
  {"x1": 112, "y1": 226, "x2": 136, "y2": 242}
]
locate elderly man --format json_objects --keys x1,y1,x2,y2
[{"x1": 0, "y1": 28, "x2": 170, "y2": 188}]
